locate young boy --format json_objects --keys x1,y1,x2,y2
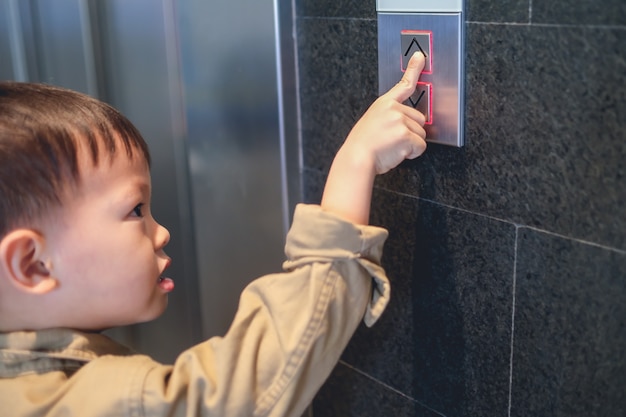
[{"x1": 0, "y1": 52, "x2": 427, "y2": 416}]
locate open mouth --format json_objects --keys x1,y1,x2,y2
[{"x1": 158, "y1": 258, "x2": 174, "y2": 292}]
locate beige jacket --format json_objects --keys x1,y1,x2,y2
[{"x1": 0, "y1": 204, "x2": 390, "y2": 417}]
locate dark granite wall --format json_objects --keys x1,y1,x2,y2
[{"x1": 295, "y1": 1, "x2": 626, "y2": 416}]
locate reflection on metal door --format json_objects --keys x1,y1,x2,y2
[{"x1": 0, "y1": 0, "x2": 299, "y2": 363}]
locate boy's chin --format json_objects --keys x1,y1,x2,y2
[
  {"x1": 94, "y1": 301, "x2": 169, "y2": 331},
  {"x1": 135, "y1": 301, "x2": 169, "y2": 325}
]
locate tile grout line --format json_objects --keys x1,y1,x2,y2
[
  {"x1": 378, "y1": 186, "x2": 521, "y2": 227},
  {"x1": 467, "y1": 20, "x2": 626, "y2": 30},
  {"x1": 374, "y1": 185, "x2": 626, "y2": 255},
  {"x1": 298, "y1": 15, "x2": 626, "y2": 31},
  {"x1": 338, "y1": 360, "x2": 448, "y2": 417},
  {"x1": 528, "y1": 0, "x2": 533, "y2": 24},
  {"x1": 507, "y1": 226, "x2": 520, "y2": 417},
  {"x1": 521, "y1": 226, "x2": 626, "y2": 256}
]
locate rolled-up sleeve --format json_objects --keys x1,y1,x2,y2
[{"x1": 141, "y1": 204, "x2": 391, "y2": 417}]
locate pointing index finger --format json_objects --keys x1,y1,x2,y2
[{"x1": 387, "y1": 51, "x2": 426, "y2": 103}]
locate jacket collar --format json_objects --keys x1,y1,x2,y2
[{"x1": 0, "y1": 328, "x2": 134, "y2": 377}]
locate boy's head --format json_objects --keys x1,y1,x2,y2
[
  {"x1": 0, "y1": 82, "x2": 174, "y2": 332},
  {"x1": 0, "y1": 82, "x2": 151, "y2": 236}
]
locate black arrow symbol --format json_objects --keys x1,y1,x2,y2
[
  {"x1": 408, "y1": 90, "x2": 426, "y2": 109},
  {"x1": 404, "y1": 37, "x2": 427, "y2": 58}
]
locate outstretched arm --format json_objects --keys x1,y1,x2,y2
[
  {"x1": 140, "y1": 52, "x2": 428, "y2": 417},
  {"x1": 321, "y1": 51, "x2": 427, "y2": 225}
]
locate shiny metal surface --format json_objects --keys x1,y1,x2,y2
[
  {"x1": 176, "y1": 0, "x2": 289, "y2": 339},
  {"x1": 0, "y1": 0, "x2": 298, "y2": 362},
  {"x1": 28, "y1": 0, "x2": 93, "y2": 93},
  {"x1": 0, "y1": 0, "x2": 27, "y2": 80},
  {"x1": 378, "y1": 12, "x2": 464, "y2": 147}
]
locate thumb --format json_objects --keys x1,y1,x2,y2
[{"x1": 385, "y1": 51, "x2": 426, "y2": 103}]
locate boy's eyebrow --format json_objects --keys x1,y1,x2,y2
[
  {"x1": 121, "y1": 179, "x2": 151, "y2": 201},
  {"x1": 136, "y1": 181, "x2": 151, "y2": 198},
  {"x1": 136, "y1": 180, "x2": 150, "y2": 194}
]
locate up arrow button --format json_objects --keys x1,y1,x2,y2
[{"x1": 400, "y1": 30, "x2": 432, "y2": 73}]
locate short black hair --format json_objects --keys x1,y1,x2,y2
[{"x1": 0, "y1": 82, "x2": 151, "y2": 237}]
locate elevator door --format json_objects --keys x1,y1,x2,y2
[
  {"x1": 177, "y1": 0, "x2": 288, "y2": 340},
  {"x1": 0, "y1": 0, "x2": 296, "y2": 363}
]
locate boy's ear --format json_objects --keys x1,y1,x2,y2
[{"x1": 0, "y1": 229, "x2": 58, "y2": 294}]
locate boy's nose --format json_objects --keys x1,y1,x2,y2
[{"x1": 155, "y1": 222, "x2": 170, "y2": 249}]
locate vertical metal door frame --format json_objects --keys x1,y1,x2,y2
[{"x1": 274, "y1": 0, "x2": 303, "y2": 231}]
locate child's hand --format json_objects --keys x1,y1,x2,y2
[
  {"x1": 320, "y1": 52, "x2": 427, "y2": 225},
  {"x1": 341, "y1": 51, "x2": 427, "y2": 175}
]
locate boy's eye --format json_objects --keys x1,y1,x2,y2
[{"x1": 132, "y1": 204, "x2": 144, "y2": 217}]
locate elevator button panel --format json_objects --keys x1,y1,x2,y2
[{"x1": 377, "y1": 1, "x2": 465, "y2": 147}]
